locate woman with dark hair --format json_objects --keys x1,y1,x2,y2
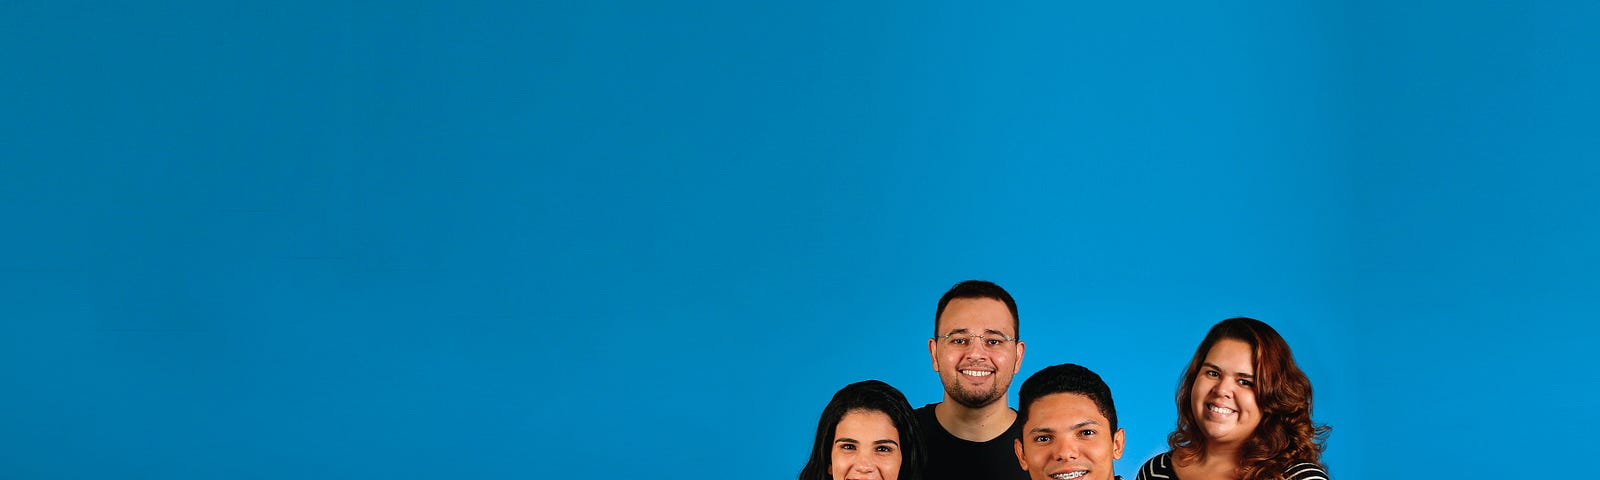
[
  {"x1": 799, "y1": 380, "x2": 925, "y2": 480},
  {"x1": 1136, "y1": 318, "x2": 1331, "y2": 480}
]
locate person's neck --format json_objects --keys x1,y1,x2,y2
[
  {"x1": 1198, "y1": 441, "x2": 1244, "y2": 474},
  {"x1": 934, "y1": 397, "x2": 1015, "y2": 442}
]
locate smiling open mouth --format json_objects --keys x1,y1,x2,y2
[
  {"x1": 960, "y1": 369, "x2": 993, "y2": 377},
  {"x1": 1050, "y1": 471, "x2": 1087, "y2": 479}
]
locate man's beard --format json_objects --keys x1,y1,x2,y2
[{"x1": 944, "y1": 375, "x2": 1004, "y2": 408}]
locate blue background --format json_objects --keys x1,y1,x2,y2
[{"x1": 3, "y1": 1, "x2": 1596, "y2": 478}]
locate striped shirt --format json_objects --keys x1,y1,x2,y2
[{"x1": 1135, "y1": 451, "x2": 1329, "y2": 480}]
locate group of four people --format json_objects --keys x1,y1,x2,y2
[{"x1": 799, "y1": 280, "x2": 1331, "y2": 480}]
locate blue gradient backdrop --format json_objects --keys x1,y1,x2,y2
[{"x1": 3, "y1": 1, "x2": 1595, "y2": 478}]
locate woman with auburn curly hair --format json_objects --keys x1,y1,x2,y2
[{"x1": 1136, "y1": 318, "x2": 1331, "y2": 480}]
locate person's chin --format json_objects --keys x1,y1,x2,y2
[{"x1": 954, "y1": 389, "x2": 1000, "y2": 408}]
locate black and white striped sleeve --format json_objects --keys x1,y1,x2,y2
[
  {"x1": 1285, "y1": 462, "x2": 1329, "y2": 480},
  {"x1": 1134, "y1": 452, "x2": 1173, "y2": 480}
]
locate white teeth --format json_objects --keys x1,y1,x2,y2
[
  {"x1": 960, "y1": 370, "x2": 992, "y2": 377},
  {"x1": 1051, "y1": 472, "x2": 1087, "y2": 479},
  {"x1": 1208, "y1": 405, "x2": 1235, "y2": 414}
]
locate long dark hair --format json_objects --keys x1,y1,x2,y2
[
  {"x1": 1168, "y1": 317, "x2": 1330, "y2": 480},
  {"x1": 798, "y1": 380, "x2": 924, "y2": 480}
]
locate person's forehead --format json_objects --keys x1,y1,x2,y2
[
  {"x1": 1026, "y1": 393, "x2": 1106, "y2": 426},
  {"x1": 937, "y1": 297, "x2": 1015, "y2": 333},
  {"x1": 1203, "y1": 339, "x2": 1256, "y2": 372},
  {"x1": 835, "y1": 410, "x2": 899, "y2": 438}
]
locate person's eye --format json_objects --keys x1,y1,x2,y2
[
  {"x1": 1204, "y1": 370, "x2": 1220, "y2": 378},
  {"x1": 986, "y1": 338, "x2": 1003, "y2": 346},
  {"x1": 951, "y1": 337, "x2": 969, "y2": 346},
  {"x1": 1238, "y1": 378, "x2": 1253, "y2": 388},
  {"x1": 1080, "y1": 429, "x2": 1097, "y2": 437},
  {"x1": 1033, "y1": 435, "x2": 1051, "y2": 443},
  {"x1": 839, "y1": 444, "x2": 856, "y2": 451},
  {"x1": 875, "y1": 445, "x2": 895, "y2": 453}
]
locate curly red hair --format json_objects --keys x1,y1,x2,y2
[{"x1": 1167, "y1": 317, "x2": 1330, "y2": 480}]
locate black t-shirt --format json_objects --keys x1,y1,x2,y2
[{"x1": 915, "y1": 403, "x2": 1030, "y2": 480}]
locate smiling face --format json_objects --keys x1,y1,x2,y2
[
  {"x1": 1190, "y1": 338, "x2": 1262, "y2": 448},
  {"x1": 928, "y1": 297, "x2": 1025, "y2": 408},
  {"x1": 1013, "y1": 393, "x2": 1125, "y2": 480},
  {"x1": 830, "y1": 410, "x2": 903, "y2": 480}
]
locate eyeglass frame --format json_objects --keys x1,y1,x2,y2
[{"x1": 932, "y1": 332, "x2": 1020, "y2": 350}]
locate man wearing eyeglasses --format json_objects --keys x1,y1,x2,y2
[{"x1": 918, "y1": 280, "x2": 1030, "y2": 480}]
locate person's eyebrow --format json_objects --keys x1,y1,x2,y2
[
  {"x1": 983, "y1": 329, "x2": 1011, "y2": 337},
  {"x1": 872, "y1": 439, "x2": 900, "y2": 447},
  {"x1": 943, "y1": 328, "x2": 971, "y2": 336},
  {"x1": 1202, "y1": 362, "x2": 1253, "y2": 378},
  {"x1": 834, "y1": 438, "x2": 859, "y2": 444},
  {"x1": 1030, "y1": 418, "x2": 1104, "y2": 435}
]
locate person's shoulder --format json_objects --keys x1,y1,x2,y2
[
  {"x1": 1284, "y1": 462, "x2": 1329, "y2": 480},
  {"x1": 1134, "y1": 451, "x2": 1175, "y2": 480},
  {"x1": 914, "y1": 404, "x2": 942, "y2": 433}
]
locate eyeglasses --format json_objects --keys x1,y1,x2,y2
[{"x1": 933, "y1": 333, "x2": 1019, "y2": 350}]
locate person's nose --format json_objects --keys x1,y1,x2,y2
[
  {"x1": 962, "y1": 342, "x2": 990, "y2": 360},
  {"x1": 1052, "y1": 438, "x2": 1079, "y2": 462},
  {"x1": 851, "y1": 459, "x2": 880, "y2": 475},
  {"x1": 1210, "y1": 377, "x2": 1233, "y2": 399}
]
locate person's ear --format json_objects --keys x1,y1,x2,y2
[
  {"x1": 928, "y1": 337, "x2": 940, "y2": 372},
  {"x1": 1013, "y1": 340, "x2": 1026, "y2": 373},
  {"x1": 1014, "y1": 437, "x2": 1028, "y2": 472},
  {"x1": 1112, "y1": 428, "x2": 1126, "y2": 460}
]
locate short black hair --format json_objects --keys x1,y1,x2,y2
[
  {"x1": 934, "y1": 280, "x2": 1019, "y2": 338},
  {"x1": 1017, "y1": 363, "x2": 1118, "y2": 432}
]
